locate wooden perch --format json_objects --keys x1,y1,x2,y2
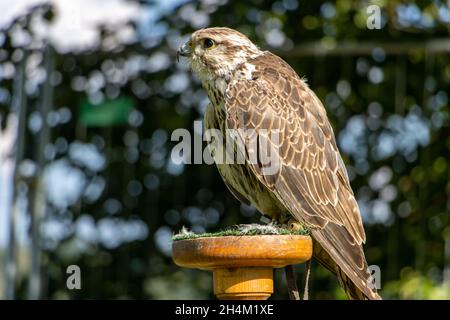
[{"x1": 172, "y1": 234, "x2": 312, "y2": 300}]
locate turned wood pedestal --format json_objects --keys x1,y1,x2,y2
[{"x1": 172, "y1": 235, "x2": 312, "y2": 300}]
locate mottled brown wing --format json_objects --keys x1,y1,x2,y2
[{"x1": 225, "y1": 52, "x2": 379, "y2": 299}]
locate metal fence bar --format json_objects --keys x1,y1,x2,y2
[{"x1": 274, "y1": 38, "x2": 450, "y2": 57}]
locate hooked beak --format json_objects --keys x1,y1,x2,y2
[{"x1": 177, "y1": 41, "x2": 192, "y2": 62}]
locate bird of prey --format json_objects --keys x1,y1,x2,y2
[{"x1": 178, "y1": 27, "x2": 381, "y2": 300}]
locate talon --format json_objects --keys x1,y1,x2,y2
[{"x1": 287, "y1": 218, "x2": 303, "y2": 231}]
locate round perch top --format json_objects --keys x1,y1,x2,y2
[{"x1": 172, "y1": 235, "x2": 312, "y2": 270}]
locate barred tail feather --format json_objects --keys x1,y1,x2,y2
[{"x1": 312, "y1": 234, "x2": 381, "y2": 300}]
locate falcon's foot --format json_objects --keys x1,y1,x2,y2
[{"x1": 284, "y1": 218, "x2": 307, "y2": 232}]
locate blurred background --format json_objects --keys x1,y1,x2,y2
[{"x1": 0, "y1": 0, "x2": 449, "y2": 300}]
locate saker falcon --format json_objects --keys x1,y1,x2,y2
[{"x1": 178, "y1": 27, "x2": 380, "y2": 300}]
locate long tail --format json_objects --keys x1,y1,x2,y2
[
  {"x1": 336, "y1": 268, "x2": 379, "y2": 300},
  {"x1": 312, "y1": 233, "x2": 381, "y2": 300}
]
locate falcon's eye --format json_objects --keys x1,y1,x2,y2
[{"x1": 202, "y1": 38, "x2": 216, "y2": 49}]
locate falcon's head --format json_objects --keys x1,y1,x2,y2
[{"x1": 178, "y1": 27, "x2": 261, "y2": 82}]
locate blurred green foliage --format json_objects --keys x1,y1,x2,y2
[{"x1": 80, "y1": 97, "x2": 134, "y2": 127}]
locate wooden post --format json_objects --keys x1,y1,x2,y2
[{"x1": 172, "y1": 235, "x2": 312, "y2": 300}]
